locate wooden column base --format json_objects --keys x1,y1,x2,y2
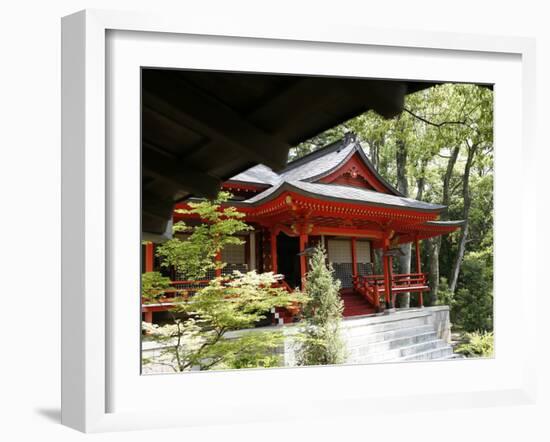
[{"x1": 143, "y1": 311, "x2": 153, "y2": 324}]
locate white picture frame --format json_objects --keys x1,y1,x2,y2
[{"x1": 61, "y1": 9, "x2": 538, "y2": 433}]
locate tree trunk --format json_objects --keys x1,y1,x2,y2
[
  {"x1": 370, "y1": 141, "x2": 379, "y2": 169},
  {"x1": 449, "y1": 143, "x2": 477, "y2": 293},
  {"x1": 442, "y1": 146, "x2": 460, "y2": 210},
  {"x1": 416, "y1": 158, "x2": 428, "y2": 200},
  {"x1": 428, "y1": 145, "x2": 460, "y2": 303},
  {"x1": 415, "y1": 157, "x2": 429, "y2": 305},
  {"x1": 428, "y1": 237, "x2": 440, "y2": 306},
  {"x1": 395, "y1": 131, "x2": 411, "y2": 308},
  {"x1": 396, "y1": 139, "x2": 408, "y2": 197},
  {"x1": 398, "y1": 244, "x2": 411, "y2": 308}
]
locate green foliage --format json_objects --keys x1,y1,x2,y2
[
  {"x1": 290, "y1": 83, "x2": 494, "y2": 334},
  {"x1": 141, "y1": 271, "x2": 171, "y2": 303},
  {"x1": 438, "y1": 251, "x2": 493, "y2": 332},
  {"x1": 452, "y1": 251, "x2": 494, "y2": 332},
  {"x1": 177, "y1": 271, "x2": 306, "y2": 331},
  {"x1": 142, "y1": 271, "x2": 307, "y2": 371},
  {"x1": 436, "y1": 277, "x2": 454, "y2": 307},
  {"x1": 296, "y1": 245, "x2": 346, "y2": 366},
  {"x1": 155, "y1": 192, "x2": 252, "y2": 279},
  {"x1": 146, "y1": 192, "x2": 309, "y2": 372},
  {"x1": 455, "y1": 331, "x2": 494, "y2": 358}
]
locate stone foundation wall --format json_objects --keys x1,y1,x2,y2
[
  {"x1": 424, "y1": 305, "x2": 451, "y2": 343},
  {"x1": 142, "y1": 306, "x2": 453, "y2": 373}
]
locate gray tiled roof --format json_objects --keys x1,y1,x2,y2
[
  {"x1": 229, "y1": 136, "x2": 399, "y2": 193},
  {"x1": 229, "y1": 136, "x2": 356, "y2": 185},
  {"x1": 228, "y1": 135, "x2": 443, "y2": 213},
  {"x1": 240, "y1": 180, "x2": 445, "y2": 212},
  {"x1": 280, "y1": 142, "x2": 355, "y2": 182},
  {"x1": 229, "y1": 164, "x2": 280, "y2": 185}
]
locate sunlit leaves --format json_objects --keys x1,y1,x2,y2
[
  {"x1": 156, "y1": 191, "x2": 252, "y2": 279},
  {"x1": 143, "y1": 271, "x2": 308, "y2": 371}
]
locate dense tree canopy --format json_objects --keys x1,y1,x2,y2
[{"x1": 292, "y1": 83, "x2": 494, "y2": 332}]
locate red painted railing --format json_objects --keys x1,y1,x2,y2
[
  {"x1": 352, "y1": 272, "x2": 429, "y2": 309},
  {"x1": 168, "y1": 280, "x2": 210, "y2": 297},
  {"x1": 141, "y1": 280, "x2": 209, "y2": 313},
  {"x1": 142, "y1": 277, "x2": 297, "y2": 319}
]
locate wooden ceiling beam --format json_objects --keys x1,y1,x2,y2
[
  {"x1": 142, "y1": 70, "x2": 290, "y2": 171},
  {"x1": 246, "y1": 78, "x2": 408, "y2": 141},
  {"x1": 246, "y1": 77, "x2": 342, "y2": 128},
  {"x1": 142, "y1": 141, "x2": 221, "y2": 199},
  {"x1": 141, "y1": 190, "x2": 174, "y2": 220}
]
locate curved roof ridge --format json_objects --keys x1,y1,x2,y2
[
  {"x1": 238, "y1": 179, "x2": 445, "y2": 212},
  {"x1": 226, "y1": 163, "x2": 280, "y2": 186},
  {"x1": 289, "y1": 137, "x2": 403, "y2": 197},
  {"x1": 282, "y1": 133, "x2": 356, "y2": 172},
  {"x1": 279, "y1": 135, "x2": 358, "y2": 183},
  {"x1": 227, "y1": 133, "x2": 403, "y2": 198}
]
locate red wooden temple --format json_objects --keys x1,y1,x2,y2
[{"x1": 142, "y1": 134, "x2": 463, "y2": 323}]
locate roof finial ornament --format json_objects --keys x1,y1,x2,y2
[{"x1": 343, "y1": 131, "x2": 357, "y2": 146}]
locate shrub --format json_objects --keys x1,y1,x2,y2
[
  {"x1": 141, "y1": 271, "x2": 171, "y2": 303},
  {"x1": 437, "y1": 277, "x2": 454, "y2": 307},
  {"x1": 456, "y1": 331, "x2": 494, "y2": 357},
  {"x1": 452, "y1": 251, "x2": 493, "y2": 332},
  {"x1": 296, "y1": 245, "x2": 346, "y2": 366},
  {"x1": 143, "y1": 270, "x2": 306, "y2": 371}
]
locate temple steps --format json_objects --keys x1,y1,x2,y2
[
  {"x1": 340, "y1": 291, "x2": 376, "y2": 317},
  {"x1": 347, "y1": 330, "x2": 437, "y2": 355},
  {"x1": 341, "y1": 309, "x2": 454, "y2": 364}
]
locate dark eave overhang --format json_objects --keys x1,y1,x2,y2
[{"x1": 141, "y1": 69, "x2": 445, "y2": 239}]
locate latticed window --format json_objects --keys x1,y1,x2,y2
[
  {"x1": 327, "y1": 239, "x2": 373, "y2": 287},
  {"x1": 221, "y1": 241, "x2": 248, "y2": 275},
  {"x1": 328, "y1": 239, "x2": 353, "y2": 288},
  {"x1": 221, "y1": 242, "x2": 245, "y2": 264},
  {"x1": 356, "y1": 240, "x2": 373, "y2": 276},
  {"x1": 327, "y1": 239, "x2": 352, "y2": 263}
]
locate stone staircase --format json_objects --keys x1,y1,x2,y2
[{"x1": 342, "y1": 308, "x2": 454, "y2": 364}]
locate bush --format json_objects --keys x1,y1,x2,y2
[
  {"x1": 456, "y1": 331, "x2": 494, "y2": 357},
  {"x1": 141, "y1": 271, "x2": 171, "y2": 303},
  {"x1": 453, "y1": 251, "x2": 493, "y2": 332},
  {"x1": 296, "y1": 245, "x2": 346, "y2": 366},
  {"x1": 436, "y1": 277, "x2": 454, "y2": 307},
  {"x1": 143, "y1": 271, "x2": 306, "y2": 371}
]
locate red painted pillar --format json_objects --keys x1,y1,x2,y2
[
  {"x1": 415, "y1": 238, "x2": 424, "y2": 307},
  {"x1": 383, "y1": 253, "x2": 391, "y2": 309},
  {"x1": 299, "y1": 233, "x2": 308, "y2": 289},
  {"x1": 351, "y1": 237, "x2": 358, "y2": 278},
  {"x1": 389, "y1": 256, "x2": 394, "y2": 308},
  {"x1": 145, "y1": 242, "x2": 154, "y2": 273},
  {"x1": 381, "y1": 232, "x2": 394, "y2": 310},
  {"x1": 143, "y1": 310, "x2": 153, "y2": 324},
  {"x1": 215, "y1": 251, "x2": 222, "y2": 277},
  {"x1": 270, "y1": 229, "x2": 278, "y2": 274}
]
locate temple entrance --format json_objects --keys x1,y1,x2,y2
[{"x1": 277, "y1": 233, "x2": 301, "y2": 289}]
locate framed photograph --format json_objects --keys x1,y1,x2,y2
[{"x1": 61, "y1": 9, "x2": 537, "y2": 433}]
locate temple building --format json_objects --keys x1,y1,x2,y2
[{"x1": 142, "y1": 133, "x2": 463, "y2": 324}]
